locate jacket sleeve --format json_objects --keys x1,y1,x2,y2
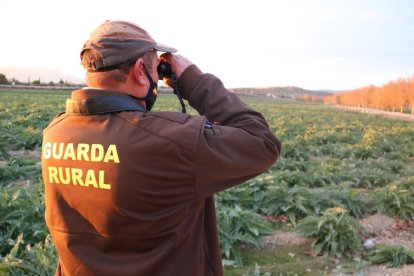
[{"x1": 179, "y1": 65, "x2": 282, "y2": 198}]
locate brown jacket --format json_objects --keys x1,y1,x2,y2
[{"x1": 42, "y1": 65, "x2": 281, "y2": 275}]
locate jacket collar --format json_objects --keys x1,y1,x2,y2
[{"x1": 66, "y1": 88, "x2": 146, "y2": 115}]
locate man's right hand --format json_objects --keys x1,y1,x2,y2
[{"x1": 160, "y1": 53, "x2": 194, "y2": 87}]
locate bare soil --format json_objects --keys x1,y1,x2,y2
[
  {"x1": 260, "y1": 231, "x2": 311, "y2": 249},
  {"x1": 259, "y1": 214, "x2": 414, "y2": 275},
  {"x1": 0, "y1": 151, "x2": 41, "y2": 167},
  {"x1": 357, "y1": 214, "x2": 414, "y2": 275},
  {"x1": 363, "y1": 265, "x2": 414, "y2": 276},
  {"x1": 332, "y1": 105, "x2": 414, "y2": 122},
  {"x1": 9, "y1": 179, "x2": 34, "y2": 186},
  {"x1": 8, "y1": 150, "x2": 41, "y2": 160},
  {"x1": 359, "y1": 213, "x2": 414, "y2": 251}
]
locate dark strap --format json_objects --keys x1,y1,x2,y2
[
  {"x1": 66, "y1": 95, "x2": 146, "y2": 115},
  {"x1": 171, "y1": 74, "x2": 187, "y2": 113}
]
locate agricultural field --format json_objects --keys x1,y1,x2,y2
[{"x1": 1, "y1": 90, "x2": 414, "y2": 275}]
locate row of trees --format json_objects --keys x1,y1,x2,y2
[
  {"x1": 296, "y1": 94, "x2": 320, "y2": 103},
  {"x1": 0, "y1": 73, "x2": 72, "y2": 86},
  {"x1": 322, "y1": 76, "x2": 414, "y2": 115}
]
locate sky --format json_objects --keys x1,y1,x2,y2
[{"x1": 0, "y1": 0, "x2": 413, "y2": 90}]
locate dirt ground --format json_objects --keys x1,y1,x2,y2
[
  {"x1": 260, "y1": 230, "x2": 312, "y2": 249},
  {"x1": 331, "y1": 105, "x2": 414, "y2": 122},
  {"x1": 359, "y1": 214, "x2": 414, "y2": 251},
  {"x1": 260, "y1": 213, "x2": 414, "y2": 275},
  {"x1": 358, "y1": 213, "x2": 414, "y2": 276},
  {"x1": 7, "y1": 150, "x2": 41, "y2": 159},
  {"x1": 363, "y1": 265, "x2": 414, "y2": 276}
]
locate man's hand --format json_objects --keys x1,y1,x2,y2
[{"x1": 159, "y1": 53, "x2": 193, "y2": 87}]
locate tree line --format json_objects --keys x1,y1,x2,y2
[
  {"x1": 0, "y1": 73, "x2": 73, "y2": 87},
  {"x1": 296, "y1": 94, "x2": 319, "y2": 103},
  {"x1": 322, "y1": 76, "x2": 414, "y2": 115}
]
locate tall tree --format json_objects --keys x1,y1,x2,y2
[
  {"x1": 0, "y1": 73, "x2": 8, "y2": 84},
  {"x1": 408, "y1": 76, "x2": 414, "y2": 115}
]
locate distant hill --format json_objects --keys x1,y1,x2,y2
[
  {"x1": 230, "y1": 86, "x2": 335, "y2": 99},
  {"x1": 0, "y1": 66, "x2": 84, "y2": 85},
  {"x1": 0, "y1": 66, "x2": 338, "y2": 99}
]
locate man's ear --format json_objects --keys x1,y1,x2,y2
[{"x1": 132, "y1": 58, "x2": 147, "y2": 85}]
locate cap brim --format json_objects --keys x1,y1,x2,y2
[{"x1": 154, "y1": 42, "x2": 177, "y2": 53}]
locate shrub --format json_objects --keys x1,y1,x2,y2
[
  {"x1": 261, "y1": 185, "x2": 311, "y2": 226},
  {"x1": 375, "y1": 179, "x2": 414, "y2": 220},
  {"x1": 368, "y1": 243, "x2": 414, "y2": 267},
  {"x1": 0, "y1": 181, "x2": 48, "y2": 256},
  {"x1": 297, "y1": 208, "x2": 363, "y2": 257},
  {"x1": 0, "y1": 234, "x2": 57, "y2": 275},
  {"x1": 261, "y1": 185, "x2": 367, "y2": 226},
  {"x1": 217, "y1": 205, "x2": 273, "y2": 264}
]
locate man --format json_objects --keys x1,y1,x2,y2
[{"x1": 42, "y1": 20, "x2": 281, "y2": 275}]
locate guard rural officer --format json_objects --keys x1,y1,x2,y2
[{"x1": 41, "y1": 20, "x2": 281, "y2": 275}]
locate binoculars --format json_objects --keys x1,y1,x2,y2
[{"x1": 157, "y1": 61, "x2": 173, "y2": 80}]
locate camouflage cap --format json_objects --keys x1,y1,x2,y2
[{"x1": 81, "y1": 20, "x2": 177, "y2": 71}]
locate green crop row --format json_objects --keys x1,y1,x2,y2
[{"x1": 1, "y1": 91, "x2": 414, "y2": 274}]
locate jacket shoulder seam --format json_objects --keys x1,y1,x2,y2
[
  {"x1": 43, "y1": 113, "x2": 70, "y2": 133},
  {"x1": 114, "y1": 113, "x2": 197, "y2": 152}
]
